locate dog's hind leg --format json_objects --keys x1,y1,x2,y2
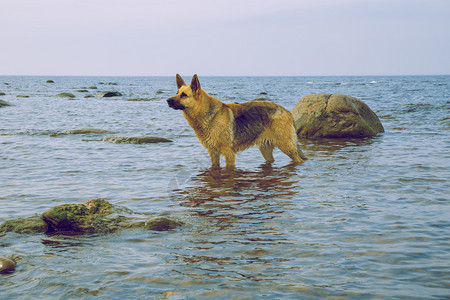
[
  {"x1": 259, "y1": 143, "x2": 275, "y2": 163},
  {"x1": 296, "y1": 143, "x2": 308, "y2": 161},
  {"x1": 278, "y1": 142, "x2": 305, "y2": 163}
]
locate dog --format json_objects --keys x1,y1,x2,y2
[{"x1": 167, "y1": 74, "x2": 306, "y2": 168}]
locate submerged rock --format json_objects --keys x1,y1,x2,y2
[
  {"x1": 55, "y1": 93, "x2": 75, "y2": 98},
  {"x1": 16, "y1": 95, "x2": 29, "y2": 98},
  {"x1": 96, "y1": 91, "x2": 122, "y2": 98},
  {"x1": 50, "y1": 128, "x2": 113, "y2": 137},
  {"x1": 127, "y1": 98, "x2": 161, "y2": 101},
  {"x1": 74, "y1": 89, "x2": 89, "y2": 93},
  {"x1": 292, "y1": 94, "x2": 384, "y2": 139},
  {"x1": 0, "y1": 92, "x2": 6, "y2": 96},
  {"x1": 0, "y1": 100, "x2": 11, "y2": 107},
  {"x1": 0, "y1": 216, "x2": 48, "y2": 234},
  {"x1": 143, "y1": 217, "x2": 183, "y2": 231},
  {"x1": 103, "y1": 135, "x2": 172, "y2": 144},
  {"x1": 0, "y1": 257, "x2": 16, "y2": 274},
  {"x1": 46, "y1": 80, "x2": 55, "y2": 83}
]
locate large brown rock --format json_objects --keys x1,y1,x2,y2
[{"x1": 292, "y1": 94, "x2": 384, "y2": 139}]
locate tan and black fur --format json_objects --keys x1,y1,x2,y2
[{"x1": 167, "y1": 74, "x2": 306, "y2": 168}]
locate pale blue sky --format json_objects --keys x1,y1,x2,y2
[{"x1": 1, "y1": 0, "x2": 449, "y2": 76}]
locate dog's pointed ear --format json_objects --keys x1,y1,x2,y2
[
  {"x1": 176, "y1": 74, "x2": 186, "y2": 90},
  {"x1": 190, "y1": 74, "x2": 201, "y2": 94}
]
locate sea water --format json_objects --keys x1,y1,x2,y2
[{"x1": 0, "y1": 75, "x2": 449, "y2": 298}]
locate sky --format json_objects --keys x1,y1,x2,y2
[{"x1": 1, "y1": 0, "x2": 449, "y2": 76}]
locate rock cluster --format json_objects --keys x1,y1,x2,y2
[{"x1": 0, "y1": 199, "x2": 183, "y2": 235}]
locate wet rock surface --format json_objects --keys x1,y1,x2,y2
[
  {"x1": 50, "y1": 128, "x2": 113, "y2": 137},
  {"x1": 0, "y1": 100, "x2": 11, "y2": 107},
  {"x1": 292, "y1": 94, "x2": 384, "y2": 139},
  {"x1": 0, "y1": 257, "x2": 16, "y2": 274},
  {"x1": 0, "y1": 199, "x2": 182, "y2": 235},
  {"x1": 55, "y1": 93, "x2": 76, "y2": 98},
  {"x1": 95, "y1": 91, "x2": 122, "y2": 97},
  {"x1": 0, "y1": 216, "x2": 48, "y2": 234},
  {"x1": 103, "y1": 135, "x2": 172, "y2": 144}
]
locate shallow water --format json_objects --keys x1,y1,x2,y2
[{"x1": 1, "y1": 75, "x2": 449, "y2": 298}]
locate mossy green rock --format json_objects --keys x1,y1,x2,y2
[
  {"x1": 0, "y1": 216, "x2": 48, "y2": 234},
  {"x1": 0, "y1": 92, "x2": 6, "y2": 96},
  {"x1": 0, "y1": 100, "x2": 11, "y2": 107},
  {"x1": 42, "y1": 199, "x2": 118, "y2": 233},
  {"x1": 1, "y1": 199, "x2": 183, "y2": 235},
  {"x1": 143, "y1": 217, "x2": 183, "y2": 231},
  {"x1": 96, "y1": 91, "x2": 122, "y2": 97},
  {"x1": 50, "y1": 128, "x2": 113, "y2": 136},
  {"x1": 0, "y1": 257, "x2": 16, "y2": 274},
  {"x1": 103, "y1": 135, "x2": 172, "y2": 144},
  {"x1": 292, "y1": 94, "x2": 384, "y2": 139},
  {"x1": 56, "y1": 93, "x2": 75, "y2": 98},
  {"x1": 46, "y1": 80, "x2": 55, "y2": 83}
]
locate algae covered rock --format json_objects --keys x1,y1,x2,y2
[
  {"x1": 1, "y1": 199, "x2": 184, "y2": 235},
  {"x1": 0, "y1": 216, "x2": 48, "y2": 234},
  {"x1": 103, "y1": 135, "x2": 172, "y2": 144},
  {"x1": 46, "y1": 80, "x2": 55, "y2": 83},
  {"x1": 55, "y1": 93, "x2": 75, "y2": 98},
  {"x1": 292, "y1": 94, "x2": 384, "y2": 139},
  {"x1": 42, "y1": 199, "x2": 119, "y2": 233},
  {"x1": 50, "y1": 128, "x2": 113, "y2": 136},
  {"x1": 0, "y1": 92, "x2": 6, "y2": 95},
  {"x1": 0, "y1": 257, "x2": 16, "y2": 274},
  {"x1": 0, "y1": 100, "x2": 11, "y2": 107},
  {"x1": 96, "y1": 91, "x2": 122, "y2": 98},
  {"x1": 143, "y1": 217, "x2": 183, "y2": 231}
]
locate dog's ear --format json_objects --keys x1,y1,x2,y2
[
  {"x1": 190, "y1": 74, "x2": 201, "y2": 94},
  {"x1": 176, "y1": 74, "x2": 186, "y2": 90}
]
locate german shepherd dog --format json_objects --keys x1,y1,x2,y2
[{"x1": 167, "y1": 74, "x2": 306, "y2": 168}]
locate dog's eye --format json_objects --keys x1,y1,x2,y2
[{"x1": 180, "y1": 92, "x2": 188, "y2": 98}]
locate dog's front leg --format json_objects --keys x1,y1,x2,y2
[
  {"x1": 223, "y1": 149, "x2": 236, "y2": 168},
  {"x1": 208, "y1": 148, "x2": 221, "y2": 168}
]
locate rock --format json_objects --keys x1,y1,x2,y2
[
  {"x1": 16, "y1": 95, "x2": 29, "y2": 98},
  {"x1": 88, "y1": 86, "x2": 97, "y2": 90},
  {"x1": 143, "y1": 217, "x2": 183, "y2": 231},
  {"x1": 155, "y1": 90, "x2": 164, "y2": 94},
  {"x1": 292, "y1": 94, "x2": 384, "y2": 139},
  {"x1": 55, "y1": 93, "x2": 75, "y2": 98},
  {"x1": 74, "y1": 89, "x2": 89, "y2": 93},
  {"x1": 50, "y1": 128, "x2": 113, "y2": 137},
  {"x1": 0, "y1": 216, "x2": 48, "y2": 234},
  {"x1": 127, "y1": 98, "x2": 161, "y2": 101},
  {"x1": 0, "y1": 100, "x2": 11, "y2": 107},
  {"x1": 103, "y1": 135, "x2": 172, "y2": 144},
  {"x1": 0, "y1": 92, "x2": 5, "y2": 96},
  {"x1": 46, "y1": 80, "x2": 55, "y2": 83},
  {"x1": 96, "y1": 91, "x2": 122, "y2": 98},
  {"x1": 1, "y1": 199, "x2": 183, "y2": 235},
  {"x1": 0, "y1": 257, "x2": 16, "y2": 274},
  {"x1": 42, "y1": 198, "x2": 128, "y2": 233}
]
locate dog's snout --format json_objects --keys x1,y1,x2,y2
[{"x1": 167, "y1": 97, "x2": 185, "y2": 110}]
